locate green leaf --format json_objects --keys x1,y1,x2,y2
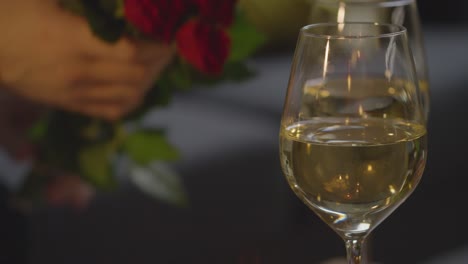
[
  {"x1": 149, "y1": 81, "x2": 173, "y2": 107},
  {"x1": 98, "y1": 0, "x2": 119, "y2": 15},
  {"x1": 28, "y1": 116, "x2": 48, "y2": 142},
  {"x1": 228, "y1": 11, "x2": 266, "y2": 62},
  {"x1": 129, "y1": 161, "x2": 188, "y2": 207},
  {"x1": 123, "y1": 130, "x2": 180, "y2": 165},
  {"x1": 221, "y1": 61, "x2": 257, "y2": 82},
  {"x1": 114, "y1": 0, "x2": 126, "y2": 18},
  {"x1": 78, "y1": 142, "x2": 117, "y2": 190},
  {"x1": 81, "y1": 0, "x2": 126, "y2": 43},
  {"x1": 80, "y1": 119, "x2": 116, "y2": 144},
  {"x1": 166, "y1": 62, "x2": 193, "y2": 91}
]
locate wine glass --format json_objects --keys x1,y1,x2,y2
[
  {"x1": 279, "y1": 23, "x2": 427, "y2": 263},
  {"x1": 308, "y1": 0, "x2": 430, "y2": 121}
]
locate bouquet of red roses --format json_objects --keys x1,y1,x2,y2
[{"x1": 17, "y1": 0, "x2": 263, "y2": 209}]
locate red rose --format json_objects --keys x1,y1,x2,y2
[
  {"x1": 124, "y1": 0, "x2": 190, "y2": 42},
  {"x1": 176, "y1": 19, "x2": 230, "y2": 75},
  {"x1": 194, "y1": 0, "x2": 237, "y2": 27}
]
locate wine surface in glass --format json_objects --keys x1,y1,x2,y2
[
  {"x1": 280, "y1": 117, "x2": 426, "y2": 237},
  {"x1": 300, "y1": 77, "x2": 426, "y2": 119}
]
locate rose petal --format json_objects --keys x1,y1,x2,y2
[{"x1": 176, "y1": 19, "x2": 230, "y2": 75}]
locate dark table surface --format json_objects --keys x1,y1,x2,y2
[{"x1": 19, "y1": 25, "x2": 468, "y2": 264}]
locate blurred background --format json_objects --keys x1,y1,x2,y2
[{"x1": 1, "y1": 0, "x2": 468, "y2": 263}]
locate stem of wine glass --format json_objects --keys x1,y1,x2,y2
[
  {"x1": 345, "y1": 238, "x2": 365, "y2": 264},
  {"x1": 362, "y1": 234, "x2": 374, "y2": 263}
]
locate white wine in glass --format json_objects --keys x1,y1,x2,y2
[{"x1": 279, "y1": 23, "x2": 427, "y2": 263}]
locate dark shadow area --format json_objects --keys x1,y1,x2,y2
[{"x1": 419, "y1": 0, "x2": 468, "y2": 25}]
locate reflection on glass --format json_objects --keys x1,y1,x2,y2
[{"x1": 309, "y1": 0, "x2": 430, "y2": 120}]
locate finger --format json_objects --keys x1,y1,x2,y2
[
  {"x1": 67, "y1": 101, "x2": 130, "y2": 121},
  {"x1": 70, "y1": 84, "x2": 143, "y2": 102},
  {"x1": 66, "y1": 89, "x2": 144, "y2": 121},
  {"x1": 121, "y1": 94, "x2": 145, "y2": 116},
  {"x1": 72, "y1": 61, "x2": 149, "y2": 86},
  {"x1": 140, "y1": 50, "x2": 176, "y2": 90},
  {"x1": 80, "y1": 32, "x2": 175, "y2": 64},
  {"x1": 149, "y1": 47, "x2": 175, "y2": 75},
  {"x1": 132, "y1": 41, "x2": 175, "y2": 64},
  {"x1": 76, "y1": 56, "x2": 172, "y2": 96},
  {"x1": 73, "y1": 21, "x2": 136, "y2": 62},
  {"x1": 79, "y1": 35, "x2": 159, "y2": 63}
]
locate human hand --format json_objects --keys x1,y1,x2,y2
[{"x1": 0, "y1": 0, "x2": 173, "y2": 121}]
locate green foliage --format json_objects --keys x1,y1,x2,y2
[
  {"x1": 78, "y1": 141, "x2": 117, "y2": 190},
  {"x1": 114, "y1": 0, "x2": 126, "y2": 18},
  {"x1": 27, "y1": 111, "x2": 121, "y2": 190},
  {"x1": 220, "y1": 61, "x2": 257, "y2": 82},
  {"x1": 163, "y1": 61, "x2": 194, "y2": 91},
  {"x1": 78, "y1": 122, "x2": 126, "y2": 189},
  {"x1": 123, "y1": 130, "x2": 180, "y2": 166},
  {"x1": 27, "y1": 116, "x2": 48, "y2": 142},
  {"x1": 86, "y1": 3, "x2": 125, "y2": 42},
  {"x1": 228, "y1": 11, "x2": 266, "y2": 62},
  {"x1": 98, "y1": 0, "x2": 120, "y2": 16}
]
